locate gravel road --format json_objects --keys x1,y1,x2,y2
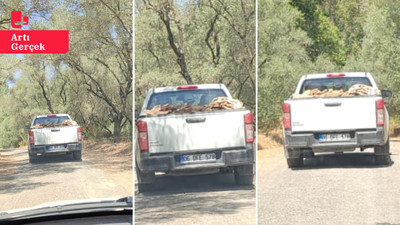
[
  {"x1": 135, "y1": 172, "x2": 256, "y2": 225},
  {"x1": 0, "y1": 148, "x2": 131, "y2": 211},
  {"x1": 258, "y1": 139, "x2": 400, "y2": 225}
]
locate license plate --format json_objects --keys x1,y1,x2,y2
[
  {"x1": 180, "y1": 153, "x2": 216, "y2": 164},
  {"x1": 319, "y1": 133, "x2": 351, "y2": 142},
  {"x1": 47, "y1": 145, "x2": 65, "y2": 150}
]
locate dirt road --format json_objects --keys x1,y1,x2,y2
[
  {"x1": 258, "y1": 139, "x2": 400, "y2": 225},
  {"x1": 135, "y1": 173, "x2": 255, "y2": 225},
  {"x1": 0, "y1": 145, "x2": 132, "y2": 211}
]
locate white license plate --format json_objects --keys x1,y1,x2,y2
[
  {"x1": 47, "y1": 145, "x2": 65, "y2": 150},
  {"x1": 180, "y1": 153, "x2": 216, "y2": 164},
  {"x1": 319, "y1": 133, "x2": 351, "y2": 142}
]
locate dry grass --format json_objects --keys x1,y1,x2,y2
[
  {"x1": 257, "y1": 129, "x2": 283, "y2": 160},
  {"x1": 257, "y1": 129, "x2": 283, "y2": 150},
  {"x1": 84, "y1": 139, "x2": 132, "y2": 156},
  {"x1": 389, "y1": 119, "x2": 400, "y2": 137}
]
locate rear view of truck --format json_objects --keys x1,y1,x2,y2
[
  {"x1": 28, "y1": 114, "x2": 83, "y2": 163},
  {"x1": 283, "y1": 72, "x2": 392, "y2": 168},
  {"x1": 135, "y1": 84, "x2": 254, "y2": 192}
]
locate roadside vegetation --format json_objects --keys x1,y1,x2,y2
[
  {"x1": 259, "y1": 0, "x2": 400, "y2": 132},
  {"x1": 135, "y1": 0, "x2": 256, "y2": 111},
  {"x1": 0, "y1": 0, "x2": 132, "y2": 147}
]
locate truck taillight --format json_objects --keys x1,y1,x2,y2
[
  {"x1": 282, "y1": 103, "x2": 291, "y2": 130},
  {"x1": 77, "y1": 127, "x2": 82, "y2": 141},
  {"x1": 137, "y1": 121, "x2": 149, "y2": 151},
  {"x1": 29, "y1": 130, "x2": 34, "y2": 145},
  {"x1": 376, "y1": 99, "x2": 385, "y2": 126},
  {"x1": 244, "y1": 113, "x2": 254, "y2": 143}
]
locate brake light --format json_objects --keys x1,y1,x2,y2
[
  {"x1": 282, "y1": 103, "x2": 291, "y2": 130},
  {"x1": 137, "y1": 121, "x2": 148, "y2": 151},
  {"x1": 77, "y1": 127, "x2": 82, "y2": 141},
  {"x1": 327, "y1": 73, "x2": 345, "y2": 78},
  {"x1": 376, "y1": 99, "x2": 385, "y2": 126},
  {"x1": 28, "y1": 130, "x2": 34, "y2": 145},
  {"x1": 177, "y1": 85, "x2": 198, "y2": 90},
  {"x1": 47, "y1": 114, "x2": 57, "y2": 117},
  {"x1": 244, "y1": 113, "x2": 254, "y2": 143}
]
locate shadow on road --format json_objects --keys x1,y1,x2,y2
[
  {"x1": 135, "y1": 173, "x2": 255, "y2": 224},
  {"x1": 0, "y1": 149, "x2": 82, "y2": 195},
  {"x1": 292, "y1": 152, "x2": 394, "y2": 170}
]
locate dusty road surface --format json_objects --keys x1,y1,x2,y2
[
  {"x1": 0, "y1": 141, "x2": 132, "y2": 212},
  {"x1": 258, "y1": 137, "x2": 400, "y2": 225},
  {"x1": 135, "y1": 172, "x2": 256, "y2": 225}
]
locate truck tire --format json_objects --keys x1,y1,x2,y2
[
  {"x1": 287, "y1": 158, "x2": 303, "y2": 168},
  {"x1": 374, "y1": 138, "x2": 391, "y2": 165},
  {"x1": 73, "y1": 151, "x2": 82, "y2": 161},
  {"x1": 234, "y1": 165, "x2": 254, "y2": 185},
  {"x1": 29, "y1": 152, "x2": 38, "y2": 163},
  {"x1": 135, "y1": 164, "x2": 155, "y2": 193}
]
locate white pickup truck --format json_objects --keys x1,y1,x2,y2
[
  {"x1": 27, "y1": 114, "x2": 83, "y2": 163},
  {"x1": 283, "y1": 72, "x2": 392, "y2": 168},
  {"x1": 135, "y1": 84, "x2": 254, "y2": 192}
]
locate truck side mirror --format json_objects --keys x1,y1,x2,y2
[
  {"x1": 24, "y1": 126, "x2": 30, "y2": 131},
  {"x1": 382, "y1": 90, "x2": 392, "y2": 98}
]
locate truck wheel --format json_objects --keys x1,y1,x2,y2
[
  {"x1": 234, "y1": 165, "x2": 254, "y2": 185},
  {"x1": 287, "y1": 158, "x2": 303, "y2": 168},
  {"x1": 29, "y1": 153, "x2": 38, "y2": 163},
  {"x1": 135, "y1": 164, "x2": 155, "y2": 193},
  {"x1": 374, "y1": 138, "x2": 391, "y2": 165},
  {"x1": 73, "y1": 151, "x2": 82, "y2": 161}
]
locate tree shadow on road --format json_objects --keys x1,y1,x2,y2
[
  {"x1": 135, "y1": 173, "x2": 255, "y2": 225},
  {"x1": 0, "y1": 150, "x2": 82, "y2": 195}
]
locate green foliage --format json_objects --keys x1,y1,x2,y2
[
  {"x1": 351, "y1": 0, "x2": 400, "y2": 120},
  {"x1": 259, "y1": 0, "x2": 400, "y2": 131},
  {"x1": 258, "y1": 0, "x2": 313, "y2": 130},
  {"x1": 135, "y1": 0, "x2": 256, "y2": 111},
  {"x1": 0, "y1": 0, "x2": 132, "y2": 147},
  {"x1": 290, "y1": 0, "x2": 346, "y2": 66}
]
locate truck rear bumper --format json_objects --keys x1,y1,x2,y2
[
  {"x1": 284, "y1": 128, "x2": 385, "y2": 158},
  {"x1": 30, "y1": 142, "x2": 82, "y2": 155},
  {"x1": 138, "y1": 147, "x2": 254, "y2": 173}
]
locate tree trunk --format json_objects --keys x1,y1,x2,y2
[{"x1": 113, "y1": 116, "x2": 122, "y2": 143}]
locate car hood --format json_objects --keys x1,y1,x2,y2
[{"x1": 0, "y1": 196, "x2": 132, "y2": 221}]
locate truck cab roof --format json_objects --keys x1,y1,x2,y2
[
  {"x1": 303, "y1": 72, "x2": 370, "y2": 79},
  {"x1": 34, "y1": 114, "x2": 70, "y2": 118},
  {"x1": 152, "y1": 84, "x2": 227, "y2": 93}
]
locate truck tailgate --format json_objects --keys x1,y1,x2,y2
[
  {"x1": 146, "y1": 110, "x2": 248, "y2": 154},
  {"x1": 289, "y1": 97, "x2": 379, "y2": 132},
  {"x1": 33, "y1": 126, "x2": 79, "y2": 145}
]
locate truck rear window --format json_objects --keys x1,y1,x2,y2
[
  {"x1": 147, "y1": 89, "x2": 227, "y2": 109},
  {"x1": 300, "y1": 77, "x2": 372, "y2": 94},
  {"x1": 33, "y1": 116, "x2": 70, "y2": 125}
]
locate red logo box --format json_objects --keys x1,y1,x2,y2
[
  {"x1": 0, "y1": 30, "x2": 69, "y2": 54},
  {"x1": 0, "y1": 11, "x2": 69, "y2": 54}
]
